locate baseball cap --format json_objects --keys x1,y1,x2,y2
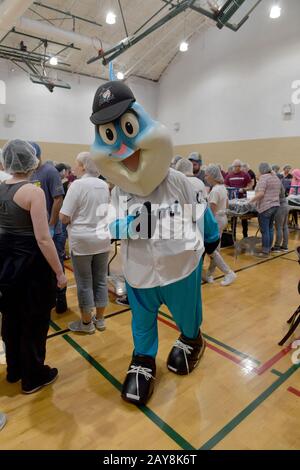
[
  {"x1": 90, "y1": 81, "x2": 136, "y2": 125},
  {"x1": 55, "y1": 163, "x2": 67, "y2": 173},
  {"x1": 188, "y1": 152, "x2": 202, "y2": 164},
  {"x1": 29, "y1": 141, "x2": 41, "y2": 159}
]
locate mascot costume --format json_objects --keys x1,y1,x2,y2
[{"x1": 90, "y1": 71, "x2": 220, "y2": 405}]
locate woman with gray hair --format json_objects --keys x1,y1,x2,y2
[
  {"x1": 175, "y1": 158, "x2": 207, "y2": 202},
  {"x1": 204, "y1": 164, "x2": 236, "y2": 286},
  {"x1": 250, "y1": 162, "x2": 281, "y2": 257},
  {"x1": 170, "y1": 155, "x2": 182, "y2": 169},
  {"x1": 60, "y1": 152, "x2": 110, "y2": 333}
]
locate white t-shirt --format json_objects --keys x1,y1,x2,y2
[
  {"x1": 208, "y1": 184, "x2": 228, "y2": 230},
  {"x1": 0, "y1": 171, "x2": 11, "y2": 182},
  {"x1": 111, "y1": 169, "x2": 204, "y2": 289},
  {"x1": 61, "y1": 175, "x2": 110, "y2": 256},
  {"x1": 188, "y1": 176, "x2": 207, "y2": 202}
]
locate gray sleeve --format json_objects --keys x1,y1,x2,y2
[{"x1": 48, "y1": 168, "x2": 64, "y2": 198}]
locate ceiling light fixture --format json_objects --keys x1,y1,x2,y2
[
  {"x1": 49, "y1": 56, "x2": 58, "y2": 66},
  {"x1": 106, "y1": 11, "x2": 116, "y2": 24},
  {"x1": 179, "y1": 41, "x2": 188, "y2": 52},
  {"x1": 116, "y1": 71, "x2": 124, "y2": 80},
  {"x1": 270, "y1": 5, "x2": 281, "y2": 19}
]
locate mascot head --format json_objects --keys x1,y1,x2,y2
[{"x1": 90, "y1": 80, "x2": 173, "y2": 196}]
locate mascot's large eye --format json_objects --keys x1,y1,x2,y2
[
  {"x1": 98, "y1": 123, "x2": 117, "y2": 145},
  {"x1": 120, "y1": 113, "x2": 139, "y2": 138}
]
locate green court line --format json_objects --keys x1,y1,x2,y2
[
  {"x1": 49, "y1": 320, "x2": 61, "y2": 332},
  {"x1": 199, "y1": 363, "x2": 300, "y2": 450},
  {"x1": 105, "y1": 308, "x2": 131, "y2": 319},
  {"x1": 49, "y1": 319, "x2": 195, "y2": 450},
  {"x1": 158, "y1": 310, "x2": 261, "y2": 366},
  {"x1": 212, "y1": 249, "x2": 296, "y2": 282},
  {"x1": 270, "y1": 369, "x2": 283, "y2": 377},
  {"x1": 47, "y1": 328, "x2": 70, "y2": 339}
]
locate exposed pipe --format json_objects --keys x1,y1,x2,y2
[
  {"x1": 125, "y1": 10, "x2": 193, "y2": 78},
  {"x1": 91, "y1": 0, "x2": 197, "y2": 66},
  {"x1": 33, "y1": 2, "x2": 103, "y2": 29},
  {"x1": 17, "y1": 16, "x2": 109, "y2": 51},
  {"x1": 0, "y1": 0, "x2": 34, "y2": 39}
]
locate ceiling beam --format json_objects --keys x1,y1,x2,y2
[
  {"x1": 33, "y1": 2, "x2": 103, "y2": 28},
  {"x1": 10, "y1": 27, "x2": 81, "y2": 50},
  {"x1": 87, "y1": 0, "x2": 197, "y2": 66}
]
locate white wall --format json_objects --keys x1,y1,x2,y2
[
  {"x1": 2, "y1": 0, "x2": 300, "y2": 148},
  {"x1": 0, "y1": 60, "x2": 158, "y2": 144},
  {"x1": 157, "y1": 0, "x2": 300, "y2": 145}
]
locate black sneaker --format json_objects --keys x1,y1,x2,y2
[
  {"x1": 56, "y1": 293, "x2": 68, "y2": 314},
  {"x1": 280, "y1": 247, "x2": 289, "y2": 253},
  {"x1": 167, "y1": 331, "x2": 206, "y2": 375},
  {"x1": 121, "y1": 355, "x2": 156, "y2": 405},
  {"x1": 115, "y1": 295, "x2": 129, "y2": 306},
  {"x1": 22, "y1": 368, "x2": 58, "y2": 394},
  {"x1": 271, "y1": 247, "x2": 281, "y2": 253},
  {"x1": 6, "y1": 372, "x2": 21, "y2": 383}
]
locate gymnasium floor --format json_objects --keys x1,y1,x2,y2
[{"x1": 0, "y1": 223, "x2": 300, "y2": 450}]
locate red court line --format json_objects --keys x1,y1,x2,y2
[
  {"x1": 255, "y1": 339, "x2": 300, "y2": 376},
  {"x1": 65, "y1": 264, "x2": 296, "y2": 376},
  {"x1": 157, "y1": 315, "x2": 244, "y2": 368},
  {"x1": 64, "y1": 264, "x2": 74, "y2": 273},
  {"x1": 287, "y1": 386, "x2": 300, "y2": 397}
]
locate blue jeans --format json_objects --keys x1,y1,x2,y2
[
  {"x1": 258, "y1": 206, "x2": 278, "y2": 254},
  {"x1": 53, "y1": 221, "x2": 66, "y2": 299}
]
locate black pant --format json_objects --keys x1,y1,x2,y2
[
  {"x1": 231, "y1": 217, "x2": 248, "y2": 240},
  {"x1": 1, "y1": 301, "x2": 51, "y2": 389},
  {"x1": 241, "y1": 219, "x2": 248, "y2": 238}
]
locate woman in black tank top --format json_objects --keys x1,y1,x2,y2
[{"x1": 0, "y1": 140, "x2": 67, "y2": 394}]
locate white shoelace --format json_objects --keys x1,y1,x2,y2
[
  {"x1": 173, "y1": 340, "x2": 194, "y2": 374},
  {"x1": 127, "y1": 365, "x2": 155, "y2": 400}
]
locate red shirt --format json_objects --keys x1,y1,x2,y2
[
  {"x1": 225, "y1": 171, "x2": 251, "y2": 199},
  {"x1": 225, "y1": 171, "x2": 251, "y2": 189}
]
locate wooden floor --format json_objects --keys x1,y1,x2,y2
[{"x1": 1, "y1": 222, "x2": 300, "y2": 450}]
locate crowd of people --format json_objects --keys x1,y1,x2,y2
[
  {"x1": 172, "y1": 152, "x2": 299, "y2": 258},
  {"x1": 0, "y1": 139, "x2": 299, "y2": 421}
]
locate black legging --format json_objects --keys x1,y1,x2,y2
[{"x1": 2, "y1": 300, "x2": 51, "y2": 389}]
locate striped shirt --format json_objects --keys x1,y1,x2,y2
[{"x1": 255, "y1": 173, "x2": 281, "y2": 213}]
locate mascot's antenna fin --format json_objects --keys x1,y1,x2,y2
[{"x1": 109, "y1": 62, "x2": 117, "y2": 81}]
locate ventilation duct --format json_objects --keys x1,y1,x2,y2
[
  {"x1": 0, "y1": 0, "x2": 33, "y2": 39},
  {"x1": 17, "y1": 16, "x2": 108, "y2": 51}
]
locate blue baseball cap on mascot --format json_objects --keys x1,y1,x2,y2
[{"x1": 90, "y1": 80, "x2": 173, "y2": 196}]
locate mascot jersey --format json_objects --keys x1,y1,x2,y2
[
  {"x1": 111, "y1": 168, "x2": 204, "y2": 289},
  {"x1": 90, "y1": 79, "x2": 219, "y2": 405}
]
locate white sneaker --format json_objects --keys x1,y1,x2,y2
[
  {"x1": 202, "y1": 271, "x2": 214, "y2": 283},
  {"x1": 68, "y1": 320, "x2": 95, "y2": 334},
  {"x1": 220, "y1": 271, "x2": 237, "y2": 286},
  {"x1": 92, "y1": 316, "x2": 106, "y2": 331}
]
